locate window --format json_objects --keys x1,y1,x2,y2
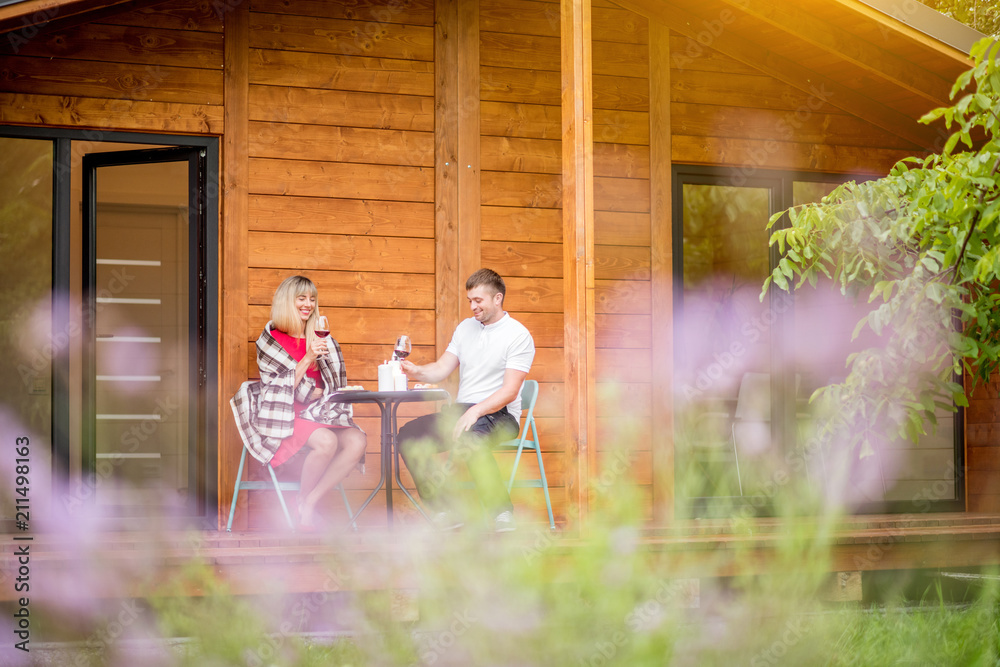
[
  {"x1": 672, "y1": 166, "x2": 963, "y2": 517},
  {"x1": 0, "y1": 137, "x2": 54, "y2": 523}
]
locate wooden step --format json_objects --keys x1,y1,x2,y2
[{"x1": 1, "y1": 514, "x2": 996, "y2": 600}]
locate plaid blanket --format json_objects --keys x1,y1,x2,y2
[{"x1": 230, "y1": 323, "x2": 358, "y2": 466}]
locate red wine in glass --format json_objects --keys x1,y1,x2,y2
[
  {"x1": 394, "y1": 334, "x2": 411, "y2": 361},
  {"x1": 315, "y1": 316, "x2": 330, "y2": 354}
]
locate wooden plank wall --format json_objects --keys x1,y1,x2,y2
[
  {"x1": 242, "y1": 0, "x2": 437, "y2": 529},
  {"x1": 239, "y1": 0, "x2": 961, "y2": 528},
  {"x1": 479, "y1": 0, "x2": 657, "y2": 524},
  {"x1": 967, "y1": 376, "x2": 1000, "y2": 513},
  {"x1": 667, "y1": 31, "x2": 922, "y2": 174},
  {"x1": 0, "y1": 0, "x2": 224, "y2": 132},
  {"x1": 479, "y1": 0, "x2": 571, "y2": 525},
  {"x1": 591, "y1": 0, "x2": 654, "y2": 520}
]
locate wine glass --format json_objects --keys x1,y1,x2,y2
[
  {"x1": 393, "y1": 334, "x2": 411, "y2": 361},
  {"x1": 314, "y1": 315, "x2": 330, "y2": 356}
]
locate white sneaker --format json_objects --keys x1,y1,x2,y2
[
  {"x1": 494, "y1": 511, "x2": 516, "y2": 533},
  {"x1": 431, "y1": 511, "x2": 463, "y2": 531}
]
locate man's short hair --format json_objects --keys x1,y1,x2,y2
[{"x1": 466, "y1": 268, "x2": 506, "y2": 302}]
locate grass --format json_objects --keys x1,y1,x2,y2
[
  {"x1": 824, "y1": 598, "x2": 1000, "y2": 667},
  {"x1": 141, "y1": 490, "x2": 1000, "y2": 665},
  {"x1": 135, "y1": 560, "x2": 999, "y2": 667}
]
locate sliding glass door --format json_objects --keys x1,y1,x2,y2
[
  {"x1": 0, "y1": 127, "x2": 217, "y2": 530},
  {"x1": 672, "y1": 167, "x2": 963, "y2": 517}
]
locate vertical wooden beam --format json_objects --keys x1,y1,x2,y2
[
  {"x1": 457, "y1": 0, "x2": 481, "y2": 288},
  {"x1": 649, "y1": 22, "x2": 674, "y2": 525},
  {"x1": 561, "y1": 0, "x2": 596, "y2": 532},
  {"x1": 435, "y1": 0, "x2": 460, "y2": 356},
  {"x1": 219, "y1": 1, "x2": 249, "y2": 530},
  {"x1": 435, "y1": 0, "x2": 480, "y2": 358}
]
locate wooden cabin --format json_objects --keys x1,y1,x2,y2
[{"x1": 0, "y1": 0, "x2": 997, "y2": 553}]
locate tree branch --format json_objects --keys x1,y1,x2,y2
[{"x1": 950, "y1": 153, "x2": 1000, "y2": 285}]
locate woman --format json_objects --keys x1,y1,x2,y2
[{"x1": 231, "y1": 275, "x2": 366, "y2": 531}]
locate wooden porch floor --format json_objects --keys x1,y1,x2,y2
[{"x1": 2, "y1": 513, "x2": 998, "y2": 602}]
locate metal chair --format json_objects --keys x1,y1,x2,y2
[
  {"x1": 226, "y1": 445, "x2": 355, "y2": 532},
  {"x1": 446, "y1": 380, "x2": 555, "y2": 530},
  {"x1": 689, "y1": 408, "x2": 744, "y2": 497},
  {"x1": 498, "y1": 379, "x2": 555, "y2": 531},
  {"x1": 729, "y1": 371, "x2": 772, "y2": 497}
]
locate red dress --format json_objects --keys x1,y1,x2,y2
[{"x1": 268, "y1": 329, "x2": 347, "y2": 467}]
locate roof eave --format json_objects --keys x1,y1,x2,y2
[
  {"x1": 853, "y1": 0, "x2": 986, "y2": 56},
  {"x1": 0, "y1": 0, "x2": 137, "y2": 35}
]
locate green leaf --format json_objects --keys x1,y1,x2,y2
[
  {"x1": 944, "y1": 132, "x2": 960, "y2": 155},
  {"x1": 921, "y1": 107, "x2": 947, "y2": 124},
  {"x1": 949, "y1": 68, "x2": 974, "y2": 98},
  {"x1": 852, "y1": 315, "x2": 870, "y2": 341},
  {"x1": 869, "y1": 282, "x2": 886, "y2": 304},
  {"x1": 760, "y1": 275, "x2": 772, "y2": 301},
  {"x1": 925, "y1": 282, "x2": 944, "y2": 304}
]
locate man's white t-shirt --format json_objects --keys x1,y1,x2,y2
[{"x1": 446, "y1": 312, "x2": 535, "y2": 421}]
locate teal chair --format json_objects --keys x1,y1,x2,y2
[
  {"x1": 226, "y1": 445, "x2": 355, "y2": 532},
  {"x1": 430, "y1": 380, "x2": 557, "y2": 531},
  {"x1": 499, "y1": 380, "x2": 555, "y2": 531}
]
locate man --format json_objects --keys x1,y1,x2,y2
[{"x1": 398, "y1": 268, "x2": 535, "y2": 532}]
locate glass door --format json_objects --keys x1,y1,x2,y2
[
  {"x1": 672, "y1": 177, "x2": 780, "y2": 514},
  {"x1": 82, "y1": 147, "x2": 207, "y2": 517},
  {"x1": 672, "y1": 167, "x2": 963, "y2": 517}
]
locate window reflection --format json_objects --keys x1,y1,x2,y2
[
  {"x1": 0, "y1": 137, "x2": 53, "y2": 521},
  {"x1": 676, "y1": 184, "x2": 773, "y2": 507}
]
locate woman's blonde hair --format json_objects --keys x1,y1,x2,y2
[{"x1": 270, "y1": 275, "x2": 318, "y2": 339}]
